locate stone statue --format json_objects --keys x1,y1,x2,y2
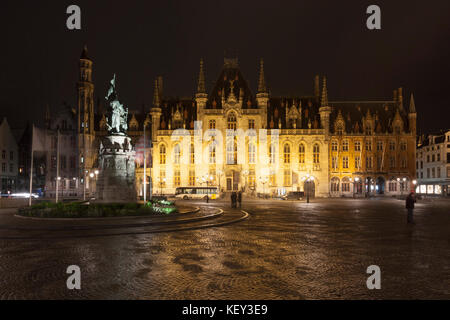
[{"x1": 105, "y1": 74, "x2": 128, "y2": 135}]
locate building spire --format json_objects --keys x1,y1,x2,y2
[
  {"x1": 197, "y1": 58, "x2": 206, "y2": 94},
  {"x1": 153, "y1": 78, "x2": 161, "y2": 107},
  {"x1": 80, "y1": 44, "x2": 89, "y2": 60},
  {"x1": 258, "y1": 58, "x2": 267, "y2": 93},
  {"x1": 321, "y1": 76, "x2": 328, "y2": 107},
  {"x1": 409, "y1": 93, "x2": 416, "y2": 113}
]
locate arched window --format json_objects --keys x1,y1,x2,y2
[
  {"x1": 226, "y1": 138, "x2": 237, "y2": 164},
  {"x1": 331, "y1": 177, "x2": 340, "y2": 192},
  {"x1": 209, "y1": 143, "x2": 216, "y2": 164},
  {"x1": 227, "y1": 112, "x2": 237, "y2": 130},
  {"x1": 313, "y1": 144, "x2": 320, "y2": 163},
  {"x1": 269, "y1": 143, "x2": 277, "y2": 164},
  {"x1": 174, "y1": 144, "x2": 181, "y2": 164},
  {"x1": 299, "y1": 144, "x2": 305, "y2": 164},
  {"x1": 342, "y1": 177, "x2": 350, "y2": 192},
  {"x1": 342, "y1": 140, "x2": 349, "y2": 151},
  {"x1": 283, "y1": 143, "x2": 291, "y2": 164},
  {"x1": 159, "y1": 145, "x2": 166, "y2": 164},
  {"x1": 248, "y1": 143, "x2": 256, "y2": 164},
  {"x1": 331, "y1": 140, "x2": 338, "y2": 152}
]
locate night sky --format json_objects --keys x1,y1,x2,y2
[{"x1": 1, "y1": 0, "x2": 449, "y2": 134}]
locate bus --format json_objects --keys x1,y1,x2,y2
[{"x1": 175, "y1": 187, "x2": 219, "y2": 200}]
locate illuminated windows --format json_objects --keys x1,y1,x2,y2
[
  {"x1": 159, "y1": 145, "x2": 166, "y2": 164},
  {"x1": 283, "y1": 144, "x2": 291, "y2": 164},
  {"x1": 248, "y1": 143, "x2": 256, "y2": 164},
  {"x1": 227, "y1": 112, "x2": 236, "y2": 130},
  {"x1": 313, "y1": 144, "x2": 320, "y2": 163},
  {"x1": 299, "y1": 144, "x2": 305, "y2": 164},
  {"x1": 174, "y1": 144, "x2": 181, "y2": 164}
]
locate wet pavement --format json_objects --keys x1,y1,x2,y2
[{"x1": 0, "y1": 197, "x2": 449, "y2": 299}]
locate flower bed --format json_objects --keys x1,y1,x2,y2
[{"x1": 18, "y1": 200, "x2": 177, "y2": 218}]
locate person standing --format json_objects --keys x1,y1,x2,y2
[
  {"x1": 237, "y1": 191, "x2": 242, "y2": 208},
  {"x1": 231, "y1": 192, "x2": 236, "y2": 208},
  {"x1": 405, "y1": 192, "x2": 416, "y2": 224}
]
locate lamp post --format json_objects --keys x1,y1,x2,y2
[
  {"x1": 83, "y1": 170, "x2": 88, "y2": 201},
  {"x1": 305, "y1": 175, "x2": 314, "y2": 203},
  {"x1": 56, "y1": 176, "x2": 61, "y2": 203},
  {"x1": 242, "y1": 170, "x2": 249, "y2": 192},
  {"x1": 159, "y1": 177, "x2": 166, "y2": 195},
  {"x1": 217, "y1": 169, "x2": 223, "y2": 193},
  {"x1": 258, "y1": 176, "x2": 268, "y2": 199}
]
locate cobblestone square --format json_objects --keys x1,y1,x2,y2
[{"x1": 0, "y1": 198, "x2": 449, "y2": 299}]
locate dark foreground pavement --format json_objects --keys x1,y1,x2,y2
[{"x1": 0, "y1": 197, "x2": 449, "y2": 299}]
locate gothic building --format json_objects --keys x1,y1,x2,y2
[{"x1": 43, "y1": 47, "x2": 417, "y2": 198}]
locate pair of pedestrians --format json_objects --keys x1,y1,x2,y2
[{"x1": 231, "y1": 191, "x2": 242, "y2": 208}]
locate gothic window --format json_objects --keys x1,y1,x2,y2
[
  {"x1": 174, "y1": 144, "x2": 181, "y2": 164},
  {"x1": 227, "y1": 112, "x2": 237, "y2": 130},
  {"x1": 173, "y1": 169, "x2": 181, "y2": 187},
  {"x1": 226, "y1": 138, "x2": 237, "y2": 164},
  {"x1": 366, "y1": 156, "x2": 373, "y2": 169},
  {"x1": 331, "y1": 140, "x2": 338, "y2": 152},
  {"x1": 332, "y1": 156, "x2": 338, "y2": 170},
  {"x1": 355, "y1": 141, "x2": 361, "y2": 151},
  {"x1": 248, "y1": 143, "x2": 256, "y2": 164},
  {"x1": 331, "y1": 177, "x2": 339, "y2": 192},
  {"x1": 248, "y1": 119, "x2": 255, "y2": 129},
  {"x1": 377, "y1": 141, "x2": 383, "y2": 152},
  {"x1": 365, "y1": 125, "x2": 372, "y2": 135},
  {"x1": 299, "y1": 144, "x2": 305, "y2": 164},
  {"x1": 389, "y1": 141, "x2": 396, "y2": 151},
  {"x1": 283, "y1": 144, "x2": 291, "y2": 164},
  {"x1": 313, "y1": 144, "x2": 320, "y2": 164},
  {"x1": 188, "y1": 169, "x2": 196, "y2": 186},
  {"x1": 342, "y1": 140, "x2": 349, "y2": 151},
  {"x1": 209, "y1": 143, "x2": 216, "y2": 164},
  {"x1": 342, "y1": 156, "x2": 349, "y2": 169},
  {"x1": 355, "y1": 156, "x2": 361, "y2": 169},
  {"x1": 159, "y1": 145, "x2": 166, "y2": 165},
  {"x1": 400, "y1": 141, "x2": 407, "y2": 151},
  {"x1": 342, "y1": 177, "x2": 350, "y2": 192},
  {"x1": 269, "y1": 143, "x2": 277, "y2": 164},
  {"x1": 336, "y1": 126, "x2": 344, "y2": 135},
  {"x1": 366, "y1": 141, "x2": 372, "y2": 151},
  {"x1": 209, "y1": 120, "x2": 216, "y2": 129}
]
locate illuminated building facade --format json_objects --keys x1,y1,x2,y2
[
  {"x1": 43, "y1": 47, "x2": 417, "y2": 198},
  {"x1": 416, "y1": 130, "x2": 450, "y2": 196}
]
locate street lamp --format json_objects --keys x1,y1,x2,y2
[
  {"x1": 258, "y1": 176, "x2": 268, "y2": 199},
  {"x1": 159, "y1": 177, "x2": 166, "y2": 195},
  {"x1": 83, "y1": 170, "x2": 88, "y2": 201},
  {"x1": 305, "y1": 176, "x2": 314, "y2": 203},
  {"x1": 217, "y1": 169, "x2": 223, "y2": 192},
  {"x1": 242, "y1": 170, "x2": 249, "y2": 192}
]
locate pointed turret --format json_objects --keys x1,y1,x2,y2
[
  {"x1": 197, "y1": 58, "x2": 206, "y2": 94},
  {"x1": 257, "y1": 58, "x2": 267, "y2": 93},
  {"x1": 314, "y1": 75, "x2": 320, "y2": 100},
  {"x1": 80, "y1": 45, "x2": 89, "y2": 60},
  {"x1": 150, "y1": 78, "x2": 162, "y2": 141},
  {"x1": 408, "y1": 93, "x2": 417, "y2": 135},
  {"x1": 319, "y1": 76, "x2": 332, "y2": 136},
  {"x1": 153, "y1": 78, "x2": 161, "y2": 107},
  {"x1": 321, "y1": 76, "x2": 328, "y2": 107},
  {"x1": 409, "y1": 93, "x2": 416, "y2": 113}
]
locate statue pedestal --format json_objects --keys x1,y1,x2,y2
[{"x1": 96, "y1": 134, "x2": 136, "y2": 202}]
